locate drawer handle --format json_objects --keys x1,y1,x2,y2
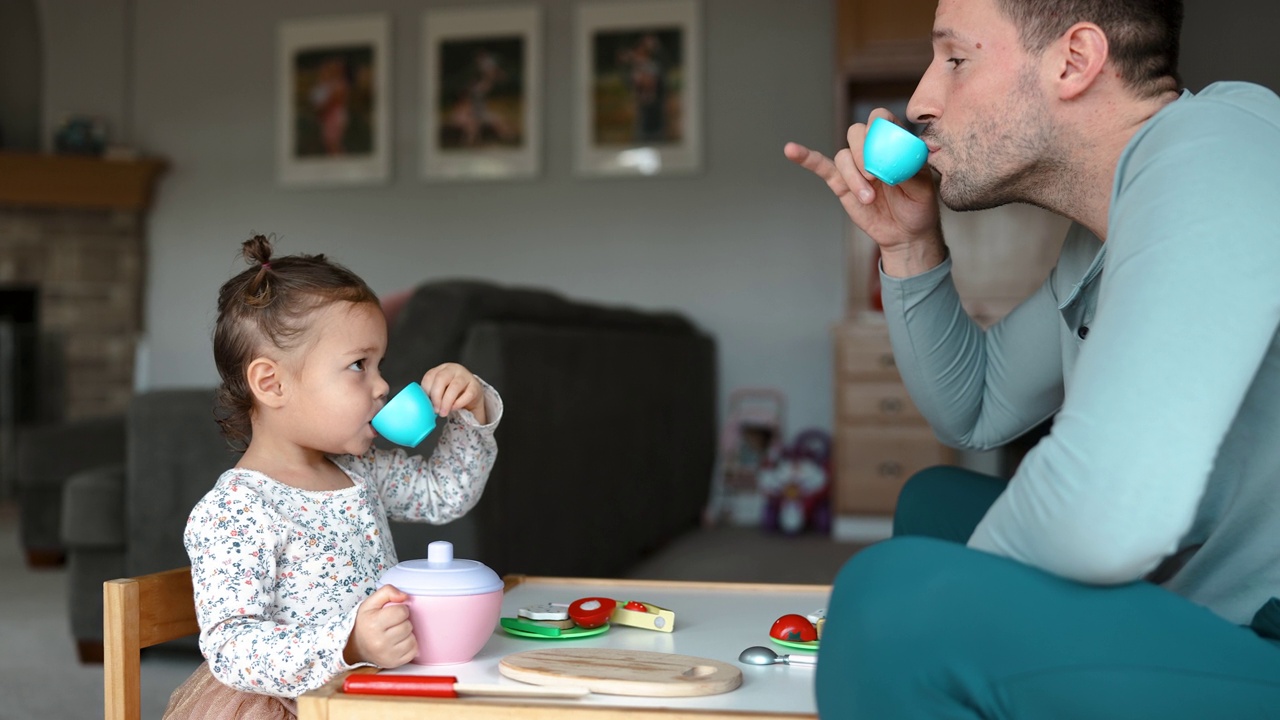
[
  {"x1": 877, "y1": 461, "x2": 903, "y2": 478},
  {"x1": 878, "y1": 398, "x2": 903, "y2": 414},
  {"x1": 877, "y1": 354, "x2": 896, "y2": 369}
]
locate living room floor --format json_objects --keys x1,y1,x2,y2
[{"x1": 0, "y1": 501, "x2": 863, "y2": 719}]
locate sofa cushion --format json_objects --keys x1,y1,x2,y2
[{"x1": 125, "y1": 388, "x2": 241, "y2": 576}]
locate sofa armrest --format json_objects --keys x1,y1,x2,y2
[
  {"x1": 61, "y1": 465, "x2": 126, "y2": 549},
  {"x1": 16, "y1": 415, "x2": 126, "y2": 557},
  {"x1": 16, "y1": 415, "x2": 127, "y2": 491}
]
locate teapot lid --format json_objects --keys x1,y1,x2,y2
[{"x1": 379, "y1": 541, "x2": 503, "y2": 596}]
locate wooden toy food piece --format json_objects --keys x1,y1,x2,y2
[
  {"x1": 610, "y1": 599, "x2": 676, "y2": 632},
  {"x1": 806, "y1": 609, "x2": 827, "y2": 640},
  {"x1": 519, "y1": 603, "x2": 571, "y2": 621},
  {"x1": 769, "y1": 613, "x2": 818, "y2": 642},
  {"x1": 568, "y1": 597, "x2": 617, "y2": 628}
]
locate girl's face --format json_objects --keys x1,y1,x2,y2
[{"x1": 282, "y1": 300, "x2": 390, "y2": 457}]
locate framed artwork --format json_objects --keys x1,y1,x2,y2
[
  {"x1": 575, "y1": 0, "x2": 701, "y2": 177},
  {"x1": 276, "y1": 14, "x2": 390, "y2": 186},
  {"x1": 422, "y1": 6, "x2": 542, "y2": 181}
]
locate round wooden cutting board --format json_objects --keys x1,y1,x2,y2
[{"x1": 498, "y1": 648, "x2": 743, "y2": 697}]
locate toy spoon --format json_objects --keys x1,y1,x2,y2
[{"x1": 738, "y1": 646, "x2": 817, "y2": 667}]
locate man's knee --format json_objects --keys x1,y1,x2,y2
[
  {"x1": 893, "y1": 465, "x2": 1007, "y2": 541},
  {"x1": 819, "y1": 537, "x2": 969, "y2": 716},
  {"x1": 828, "y1": 537, "x2": 959, "y2": 644}
]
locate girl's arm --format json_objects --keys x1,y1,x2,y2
[
  {"x1": 362, "y1": 379, "x2": 502, "y2": 524},
  {"x1": 185, "y1": 490, "x2": 369, "y2": 698}
]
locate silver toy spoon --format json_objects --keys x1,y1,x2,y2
[{"x1": 738, "y1": 645, "x2": 817, "y2": 667}]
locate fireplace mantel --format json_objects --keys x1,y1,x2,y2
[
  {"x1": 0, "y1": 152, "x2": 167, "y2": 421},
  {"x1": 0, "y1": 151, "x2": 167, "y2": 211}
]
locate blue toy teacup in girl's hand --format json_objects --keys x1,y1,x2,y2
[
  {"x1": 862, "y1": 117, "x2": 929, "y2": 186},
  {"x1": 373, "y1": 384, "x2": 437, "y2": 447}
]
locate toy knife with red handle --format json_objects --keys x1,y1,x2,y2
[{"x1": 343, "y1": 674, "x2": 589, "y2": 699}]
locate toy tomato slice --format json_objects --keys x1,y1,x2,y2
[
  {"x1": 568, "y1": 597, "x2": 617, "y2": 628},
  {"x1": 770, "y1": 613, "x2": 818, "y2": 642}
]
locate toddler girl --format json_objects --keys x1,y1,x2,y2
[{"x1": 164, "y1": 235, "x2": 502, "y2": 719}]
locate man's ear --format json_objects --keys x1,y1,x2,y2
[
  {"x1": 1054, "y1": 22, "x2": 1108, "y2": 100},
  {"x1": 246, "y1": 357, "x2": 287, "y2": 409}
]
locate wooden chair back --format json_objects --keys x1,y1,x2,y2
[{"x1": 103, "y1": 566, "x2": 199, "y2": 720}]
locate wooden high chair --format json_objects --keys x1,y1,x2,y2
[{"x1": 103, "y1": 566, "x2": 199, "y2": 720}]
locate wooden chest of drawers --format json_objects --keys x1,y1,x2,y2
[{"x1": 833, "y1": 319, "x2": 957, "y2": 515}]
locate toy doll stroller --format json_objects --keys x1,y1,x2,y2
[{"x1": 705, "y1": 389, "x2": 785, "y2": 526}]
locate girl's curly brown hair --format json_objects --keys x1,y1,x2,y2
[{"x1": 212, "y1": 234, "x2": 378, "y2": 450}]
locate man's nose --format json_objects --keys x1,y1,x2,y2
[{"x1": 906, "y1": 65, "x2": 940, "y2": 126}]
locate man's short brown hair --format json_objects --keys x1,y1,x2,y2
[{"x1": 995, "y1": 0, "x2": 1183, "y2": 98}]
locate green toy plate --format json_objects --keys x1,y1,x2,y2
[
  {"x1": 770, "y1": 636, "x2": 819, "y2": 652},
  {"x1": 503, "y1": 622, "x2": 610, "y2": 640}
]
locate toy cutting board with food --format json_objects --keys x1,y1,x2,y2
[{"x1": 499, "y1": 648, "x2": 742, "y2": 697}]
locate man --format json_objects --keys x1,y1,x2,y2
[{"x1": 787, "y1": 0, "x2": 1280, "y2": 716}]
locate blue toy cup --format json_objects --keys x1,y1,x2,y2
[
  {"x1": 372, "y1": 384, "x2": 437, "y2": 447},
  {"x1": 862, "y1": 117, "x2": 929, "y2": 186}
]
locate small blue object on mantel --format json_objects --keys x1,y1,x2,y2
[{"x1": 53, "y1": 116, "x2": 108, "y2": 156}]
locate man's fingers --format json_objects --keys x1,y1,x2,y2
[
  {"x1": 784, "y1": 142, "x2": 836, "y2": 177},
  {"x1": 786, "y1": 143, "x2": 856, "y2": 197},
  {"x1": 833, "y1": 150, "x2": 876, "y2": 206},
  {"x1": 782, "y1": 141, "x2": 815, "y2": 165}
]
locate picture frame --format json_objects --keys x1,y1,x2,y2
[
  {"x1": 574, "y1": 0, "x2": 701, "y2": 177},
  {"x1": 276, "y1": 14, "x2": 390, "y2": 187},
  {"x1": 422, "y1": 6, "x2": 542, "y2": 181}
]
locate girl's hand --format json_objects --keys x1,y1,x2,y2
[
  {"x1": 345, "y1": 584, "x2": 417, "y2": 668},
  {"x1": 422, "y1": 363, "x2": 487, "y2": 424}
]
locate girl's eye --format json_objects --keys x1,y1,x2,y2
[
  {"x1": 349, "y1": 359, "x2": 366, "y2": 371},
  {"x1": 947, "y1": 58, "x2": 966, "y2": 69}
]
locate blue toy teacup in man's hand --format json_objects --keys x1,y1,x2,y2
[
  {"x1": 373, "y1": 384, "x2": 437, "y2": 447},
  {"x1": 863, "y1": 117, "x2": 929, "y2": 186}
]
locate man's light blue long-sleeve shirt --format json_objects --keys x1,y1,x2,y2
[{"x1": 881, "y1": 81, "x2": 1280, "y2": 625}]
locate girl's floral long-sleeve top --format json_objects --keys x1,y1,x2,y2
[{"x1": 184, "y1": 383, "x2": 501, "y2": 699}]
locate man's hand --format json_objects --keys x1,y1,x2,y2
[
  {"x1": 422, "y1": 363, "x2": 487, "y2": 424},
  {"x1": 344, "y1": 584, "x2": 417, "y2": 668},
  {"x1": 785, "y1": 109, "x2": 947, "y2": 278}
]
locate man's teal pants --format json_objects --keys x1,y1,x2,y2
[{"x1": 816, "y1": 466, "x2": 1280, "y2": 719}]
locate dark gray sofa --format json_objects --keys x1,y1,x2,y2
[{"x1": 57, "y1": 279, "x2": 717, "y2": 661}]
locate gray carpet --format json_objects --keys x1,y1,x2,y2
[
  {"x1": 624, "y1": 524, "x2": 863, "y2": 585},
  {"x1": 0, "y1": 501, "x2": 861, "y2": 719}
]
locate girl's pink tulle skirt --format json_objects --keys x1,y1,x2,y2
[{"x1": 163, "y1": 663, "x2": 297, "y2": 720}]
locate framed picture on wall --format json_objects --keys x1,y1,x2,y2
[
  {"x1": 574, "y1": 0, "x2": 701, "y2": 177},
  {"x1": 422, "y1": 6, "x2": 542, "y2": 181},
  {"x1": 276, "y1": 14, "x2": 390, "y2": 187}
]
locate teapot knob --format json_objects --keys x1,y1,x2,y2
[{"x1": 427, "y1": 540, "x2": 454, "y2": 565}]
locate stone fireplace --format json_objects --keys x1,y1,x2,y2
[{"x1": 0, "y1": 151, "x2": 165, "y2": 492}]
